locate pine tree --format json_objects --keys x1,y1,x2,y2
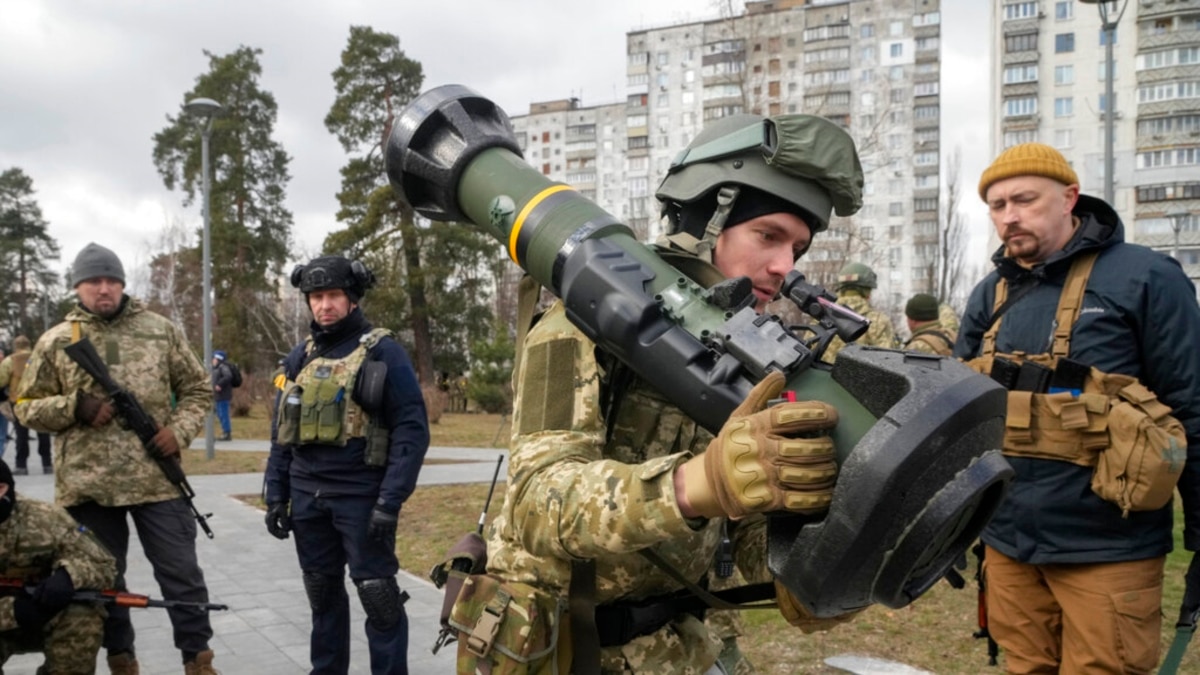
[
  {"x1": 0, "y1": 167, "x2": 62, "y2": 338},
  {"x1": 152, "y1": 46, "x2": 294, "y2": 371}
]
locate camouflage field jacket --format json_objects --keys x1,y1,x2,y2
[
  {"x1": 0, "y1": 498, "x2": 117, "y2": 631},
  {"x1": 823, "y1": 291, "x2": 897, "y2": 363},
  {"x1": 484, "y1": 301, "x2": 769, "y2": 673},
  {"x1": 14, "y1": 298, "x2": 211, "y2": 508}
]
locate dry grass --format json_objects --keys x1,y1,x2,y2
[{"x1": 232, "y1": 405, "x2": 509, "y2": 449}]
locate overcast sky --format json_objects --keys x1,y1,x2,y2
[{"x1": 0, "y1": 0, "x2": 990, "y2": 288}]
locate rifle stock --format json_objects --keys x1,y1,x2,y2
[
  {"x1": 63, "y1": 338, "x2": 214, "y2": 538},
  {"x1": 0, "y1": 578, "x2": 227, "y2": 611}
]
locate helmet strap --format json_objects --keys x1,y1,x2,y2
[{"x1": 694, "y1": 185, "x2": 740, "y2": 263}]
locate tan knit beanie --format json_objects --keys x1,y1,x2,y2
[{"x1": 978, "y1": 143, "x2": 1079, "y2": 201}]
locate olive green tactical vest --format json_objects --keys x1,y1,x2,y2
[{"x1": 279, "y1": 328, "x2": 391, "y2": 447}]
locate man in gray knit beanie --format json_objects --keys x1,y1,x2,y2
[{"x1": 71, "y1": 243, "x2": 125, "y2": 287}]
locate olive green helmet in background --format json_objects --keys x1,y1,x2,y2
[
  {"x1": 836, "y1": 261, "x2": 877, "y2": 291},
  {"x1": 656, "y1": 114, "x2": 865, "y2": 235}
]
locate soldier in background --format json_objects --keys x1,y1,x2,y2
[
  {"x1": 901, "y1": 294, "x2": 956, "y2": 356},
  {"x1": 822, "y1": 261, "x2": 896, "y2": 364},
  {"x1": 0, "y1": 458, "x2": 116, "y2": 673},
  {"x1": 14, "y1": 242, "x2": 219, "y2": 675},
  {"x1": 938, "y1": 302, "x2": 961, "y2": 336},
  {"x1": 0, "y1": 336, "x2": 52, "y2": 475}
]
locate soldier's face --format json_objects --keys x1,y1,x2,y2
[
  {"x1": 986, "y1": 176, "x2": 1079, "y2": 267},
  {"x1": 713, "y1": 212, "x2": 812, "y2": 312},
  {"x1": 75, "y1": 277, "x2": 125, "y2": 319},
  {"x1": 308, "y1": 289, "x2": 355, "y2": 327}
]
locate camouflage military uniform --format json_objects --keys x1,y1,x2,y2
[
  {"x1": 0, "y1": 498, "x2": 116, "y2": 673},
  {"x1": 14, "y1": 298, "x2": 209, "y2": 507},
  {"x1": 475, "y1": 301, "x2": 770, "y2": 674},
  {"x1": 902, "y1": 322, "x2": 957, "y2": 357},
  {"x1": 938, "y1": 304, "x2": 961, "y2": 336},
  {"x1": 14, "y1": 296, "x2": 216, "y2": 661},
  {"x1": 822, "y1": 290, "x2": 896, "y2": 364}
]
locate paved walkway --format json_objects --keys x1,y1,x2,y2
[{"x1": 6, "y1": 444, "x2": 508, "y2": 675}]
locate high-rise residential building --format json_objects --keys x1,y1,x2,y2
[
  {"x1": 510, "y1": 0, "x2": 944, "y2": 316},
  {"x1": 991, "y1": 0, "x2": 1200, "y2": 293}
]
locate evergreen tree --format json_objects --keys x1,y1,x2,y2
[
  {"x1": 324, "y1": 26, "x2": 503, "y2": 385},
  {"x1": 0, "y1": 167, "x2": 62, "y2": 338},
  {"x1": 151, "y1": 45, "x2": 293, "y2": 372}
]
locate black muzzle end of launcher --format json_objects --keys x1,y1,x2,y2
[
  {"x1": 769, "y1": 346, "x2": 1014, "y2": 618},
  {"x1": 385, "y1": 83, "x2": 522, "y2": 223}
]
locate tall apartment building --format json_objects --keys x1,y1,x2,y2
[
  {"x1": 510, "y1": 0, "x2": 944, "y2": 316},
  {"x1": 992, "y1": 0, "x2": 1200, "y2": 294}
]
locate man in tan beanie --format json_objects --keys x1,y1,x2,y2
[{"x1": 954, "y1": 143, "x2": 1200, "y2": 673}]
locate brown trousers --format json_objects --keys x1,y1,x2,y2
[{"x1": 984, "y1": 545, "x2": 1164, "y2": 674}]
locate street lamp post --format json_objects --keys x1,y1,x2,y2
[
  {"x1": 1168, "y1": 211, "x2": 1190, "y2": 261},
  {"x1": 1081, "y1": 0, "x2": 1129, "y2": 205},
  {"x1": 184, "y1": 97, "x2": 222, "y2": 461}
]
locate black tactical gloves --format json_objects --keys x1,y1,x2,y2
[
  {"x1": 14, "y1": 567, "x2": 75, "y2": 630},
  {"x1": 74, "y1": 391, "x2": 115, "y2": 428},
  {"x1": 367, "y1": 506, "x2": 398, "y2": 543},
  {"x1": 264, "y1": 502, "x2": 292, "y2": 540}
]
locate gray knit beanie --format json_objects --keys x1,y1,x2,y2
[{"x1": 72, "y1": 243, "x2": 125, "y2": 287}]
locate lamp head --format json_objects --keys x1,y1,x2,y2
[{"x1": 184, "y1": 97, "x2": 224, "y2": 118}]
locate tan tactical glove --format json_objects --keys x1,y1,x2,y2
[
  {"x1": 775, "y1": 580, "x2": 864, "y2": 633},
  {"x1": 679, "y1": 371, "x2": 838, "y2": 519}
]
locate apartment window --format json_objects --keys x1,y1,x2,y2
[
  {"x1": 914, "y1": 197, "x2": 938, "y2": 212},
  {"x1": 916, "y1": 37, "x2": 939, "y2": 51},
  {"x1": 860, "y1": 69, "x2": 875, "y2": 83},
  {"x1": 913, "y1": 12, "x2": 941, "y2": 27},
  {"x1": 891, "y1": 110, "x2": 908, "y2": 124},
  {"x1": 915, "y1": 151, "x2": 939, "y2": 165},
  {"x1": 915, "y1": 105, "x2": 940, "y2": 119},
  {"x1": 1099, "y1": 29, "x2": 1118, "y2": 46},
  {"x1": 1138, "y1": 114, "x2": 1200, "y2": 135},
  {"x1": 914, "y1": 174, "x2": 937, "y2": 189},
  {"x1": 1056, "y1": 33, "x2": 1075, "y2": 53},
  {"x1": 1099, "y1": 92, "x2": 1117, "y2": 112},
  {"x1": 1055, "y1": 129, "x2": 1073, "y2": 148},
  {"x1": 861, "y1": 46, "x2": 877, "y2": 62},
  {"x1": 914, "y1": 81, "x2": 939, "y2": 96},
  {"x1": 628, "y1": 176, "x2": 649, "y2": 197},
  {"x1": 890, "y1": 88, "x2": 906, "y2": 103},
  {"x1": 1055, "y1": 1, "x2": 1073, "y2": 20},
  {"x1": 915, "y1": 128, "x2": 939, "y2": 145},
  {"x1": 861, "y1": 92, "x2": 877, "y2": 107},
  {"x1": 1004, "y1": 64, "x2": 1039, "y2": 84},
  {"x1": 890, "y1": 43, "x2": 904, "y2": 58},
  {"x1": 861, "y1": 24, "x2": 875, "y2": 38},
  {"x1": 1004, "y1": 96, "x2": 1038, "y2": 117},
  {"x1": 1003, "y1": 2, "x2": 1037, "y2": 21},
  {"x1": 890, "y1": 65, "x2": 905, "y2": 81},
  {"x1": 1004, "y1": 129, "x2": 1039, "y2": 147},
  {"x1": 890, "y1": 20, "x2": 904, "y2": 36},
  {"x1": 1055, "y1": 64, "x2": 1074, "y2": 85},
  {"x1": 1006, "y1": 33, "x2": 1038, "y2": 53},
  {"x1": 1055, "y1": 97, "x2": 1074, "y2": 117},
  {"x1": 889, "y1": 202, "x2": 904, "y2": 216}
]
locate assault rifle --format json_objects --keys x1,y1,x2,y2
[
  {"x1": 0, "y1": 577, "x2": 228, "y2": 611},
  {"x1": 64, "y1": 337, "x2": 215, "y2": 539}
]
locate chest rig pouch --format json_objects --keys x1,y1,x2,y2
[
  {"x1": 276, "y1": 328, "x2": 393, "y2": 465},
  {"x1": 966, "y1": 252, "x2": 1187, "y2": 516}
]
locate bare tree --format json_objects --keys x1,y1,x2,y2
[{"x1": 937, "y1": 146, "x2": 970, "y2": 310}]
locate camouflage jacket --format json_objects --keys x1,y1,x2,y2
[
  {"x1": 14, "y1": 297, "x2": 211, "y2": 508},
  {"x1": 484, "y1": 301, "x2": 769, "y2": 673},
  {"x1": 903, "y1": 322, "x2": 957, "y2": 356},
  {"x1": 822, "y1": 291, "x2": 896, "y2": 364},
  {"x1": 0, "y1": 498, "x2": 117, "y2": 631}
]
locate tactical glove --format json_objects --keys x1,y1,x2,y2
[
  {"x1": 265, "y1": 501, "x2": 292, "y2": 540},
  {"x1": 367, "y1": 506, "x2": 398, "y2": 543},
  {"x1": 775, "y1": 580, "x2": 862, "y2": 633},
  {"x1": 74, "y1": 391, "x2": 115, "y2": 428},
  {"x1": 148, "y1": 426, "x2": 180, "y2": 459},
  {"x1": 679, "y1": 371, "x2": 838, "y2": 519},
  {"x1": 14, "y1": 568, "x2": 75, "y2": 630}
]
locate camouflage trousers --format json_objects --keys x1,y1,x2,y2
[{"x1": 0, "y1": 603, "x2": 106, "y2": 674}]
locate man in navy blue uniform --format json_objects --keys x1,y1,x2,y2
[{"x1": 264, "y1": 255, "x2": 430, "y2": 675}]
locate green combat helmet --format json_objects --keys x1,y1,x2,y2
[
  {"x1": 836, "y1": 261, "x2": 877, "y2": 291},
  {"x1": 655, "y1": 114, "x2": 865, "y2": 262}
]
